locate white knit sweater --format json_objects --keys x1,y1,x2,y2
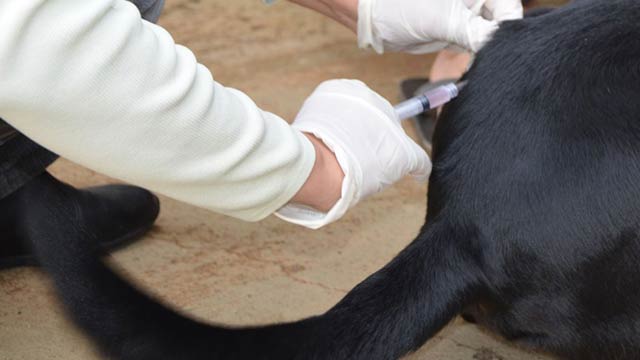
[{"x1": 0, "y1": 0, "x2": 316, "y2": 221}]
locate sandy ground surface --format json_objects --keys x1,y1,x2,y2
[{"x1": 1, "y1": 1, "x2": 565, "y2": 359}]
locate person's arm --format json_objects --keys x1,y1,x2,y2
[
  {"x1": 291, "y1": 134, "x2": 344, "y2": 213},
  {"x1": 289, "y1": 0, "x2": 524, "y2": 53},
  {"x1": 0, "y1": 0, "x2": 323, "y2": 222},
  {"x1": 0, "y1": 0, "x2": 429, "y2": 229},
  {"x1": 287, "y1": 0, "x2": 358, "y2": 32}
]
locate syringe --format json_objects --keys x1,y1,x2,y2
[{"x1": 394, "y1": 81, "x2": 468, "y2": 121}]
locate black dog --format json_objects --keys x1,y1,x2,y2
[{"x1": 24, "y1": 0, "x2": 640, "y2": 359}]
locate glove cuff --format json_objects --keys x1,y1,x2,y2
[
  {"x1": 275, "y1": 174, "x2": 357, "y2": 229},
  {"x1": 275, "y1": 122, "x2": 361, "y2": 229},
  {"x1": 357, "y1": 0, "x2": 384, "y2": 54}
]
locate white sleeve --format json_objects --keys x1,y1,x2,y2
[{"x1": 0, "y1": 0, "x2": 315, "y2": 222}]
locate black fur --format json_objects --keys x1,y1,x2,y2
[{"x1": 25, "y1": 0, "x2": 640, "y2": 359}]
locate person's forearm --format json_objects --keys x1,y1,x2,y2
[
  {"x1": 292, "y1": 134, "x2": 344, "y2": 212},
  {"x1": 287, "y1": 0, "x2": 358, "y2": 32},
  {"x1": 0, "y1": 0, "x2": 319, "y2": 222}
]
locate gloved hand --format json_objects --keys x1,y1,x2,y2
[
  {"x1": 276, "y1": 80, "x2": 431, "y2": 229},
  {"x1": 358, "y1": 0, "x2": 524, "y2": 54}
]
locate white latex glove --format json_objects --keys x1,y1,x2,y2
[
  {"x1": 276, "y1": 80, "x2": 431, "y2": 229},
  {"x1": 358, "y1": 0, "x2": 524, "y2": 54}
]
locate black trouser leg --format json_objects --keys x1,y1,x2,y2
[{"x1": 0, "y1": 119, "x2": 58, "y2": 200}]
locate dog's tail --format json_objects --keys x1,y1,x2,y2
[{"x1": 27, "y1": 180, "x2": 482, "y2": 360}]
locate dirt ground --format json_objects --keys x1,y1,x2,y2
[{"x1": 0, "y1": 1, "x2": 564, "y2": 359}]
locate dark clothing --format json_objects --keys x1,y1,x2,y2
[
  {"x1": 136, "y1": 0, "x2": 165, "y2": 23},
  {"x1": 0, "y1": 122, "x2": 57, "y2": 199},
  {"x1": 0, "y1": 0, "x2": 165, "y2": 199}
]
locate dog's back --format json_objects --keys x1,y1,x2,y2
[{"x1": 431, "y1": 1, "x2": 640, "y2": 358}]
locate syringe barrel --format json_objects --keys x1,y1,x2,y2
[
  {"x1": 394, "y1": 82, "x2": 465, "y2": 120},
  {"x1": 395, "y1": 97, "x2": 429, "y2": 121},
  {"x1": 425, "y1": 83, "x2": 459, "y2": 109}
]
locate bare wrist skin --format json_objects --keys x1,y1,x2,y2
[
  {"x1": 287, "y1": 0, "x2": 358, "y2": 32},
  {"x1": 292, "y1": 133, "x2": 345, "y2": 212}
]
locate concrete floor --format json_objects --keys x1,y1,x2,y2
[{"x1": 0, "y1": 1, "x2": 561, "y2": 359}]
